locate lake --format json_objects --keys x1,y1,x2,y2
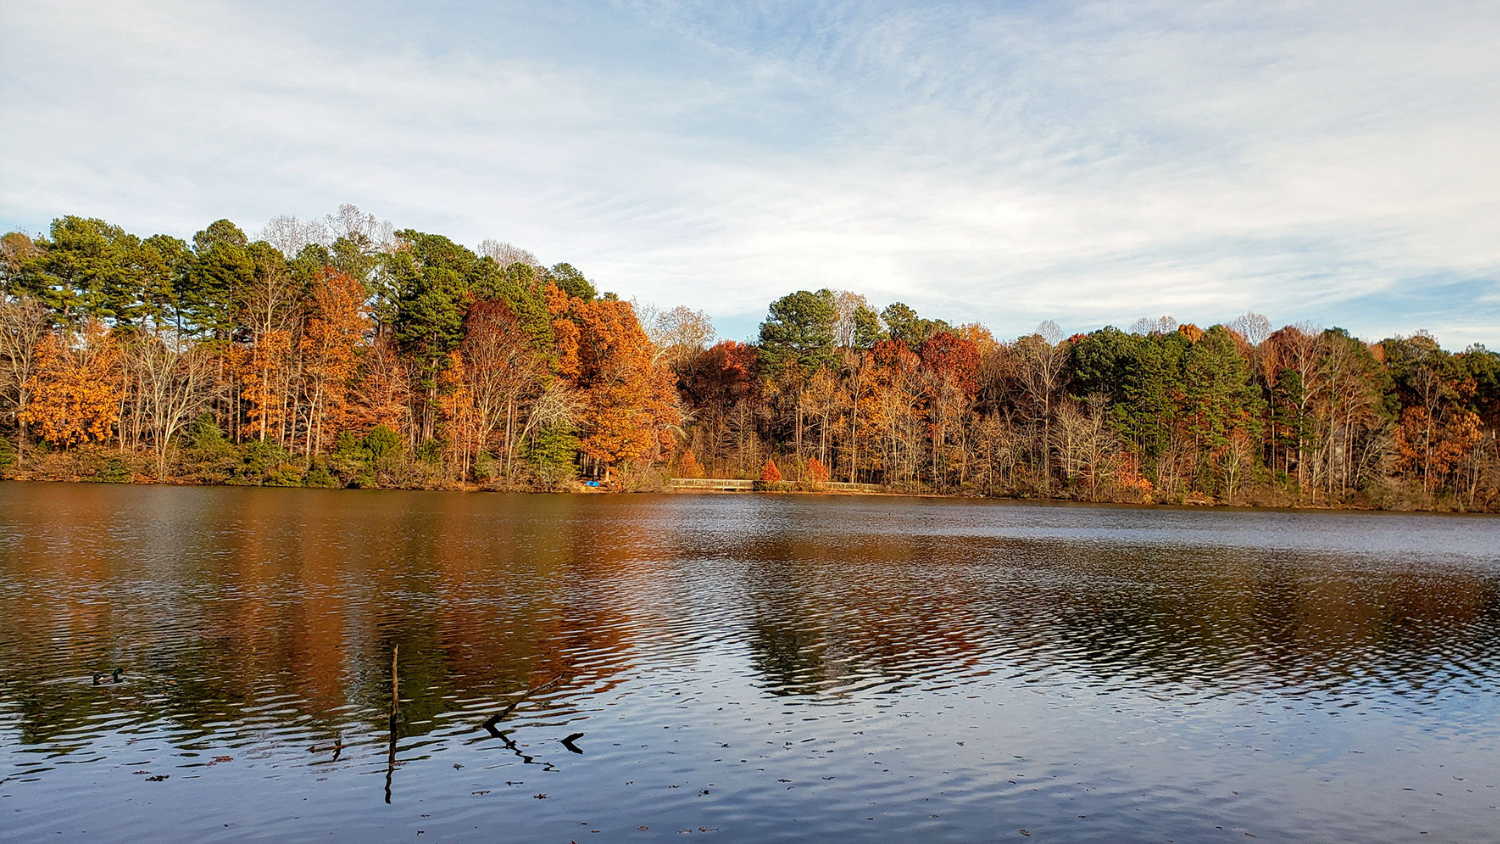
[{"x1": 1, "y1": 484, "x2": 1498, "y2": 842}]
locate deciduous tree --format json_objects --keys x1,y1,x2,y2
[{"x1": 22, "y1": 321, "x2": 121, "y2": 447}]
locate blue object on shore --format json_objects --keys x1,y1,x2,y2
[{"x1": 586, "y1": 481, "x2": 600, "y2": 487}]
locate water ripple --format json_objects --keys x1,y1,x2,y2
[{"x1": 2, "y1": 487, "x2": 1499, "y2": 841}]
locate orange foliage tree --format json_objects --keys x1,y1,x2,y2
[
  {"x1": 806, "y1": 455, "x2": 829, "y2": 482},
  {"x1": 678, "y1": 449, "x2": 705, "y2": 479},
  {"x1": 300, "y1": 270, "x2": 368, "y2": 454},
  {"x1": 1397, "y1": 405, "x2": 1481, "y2": 494},
  {"x1": 348, "y1": 338, "x2": 412, "y2": 438},
  {"x1": 439, "y1": 350, "x2": 480, "y2": 477},
  {"x1": 241, "y1": 328, "x2": 291, "y2": 443},
  {"x1": 547, "y1": 284, "x2": 679, "y2": 475},
  {"x1": 22, "y1": 321, "x2": 122, "y2": 447}
]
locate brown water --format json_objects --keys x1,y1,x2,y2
[{"x1": 2, "y1": 484, "x2": 1499, "y2": 842}]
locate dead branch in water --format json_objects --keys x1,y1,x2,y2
[
  {"x1": 384, "y1": 646, "x2": 399, "y2": 804},
  {"x1": 482, "y1": 675, "x2": 564, "y2": 736}
]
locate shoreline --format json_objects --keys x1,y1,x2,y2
[{"x1": 4, "y1": 475, "x2": 1494, "y2": 517}]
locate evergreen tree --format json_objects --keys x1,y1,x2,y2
[{"x1": 759, "y1": 289, "x2": 837, "y2": 373}]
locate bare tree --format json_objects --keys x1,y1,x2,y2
[
  {"x1": 0, "y1": 297, "x2": 49, "y2": 450},
  {"x1": 1011, "y1": 332, "x2": 1070, "y2": 492},
  {"x1": 924, "y1": 367, "x2": 971, "y2": 490},
  {"x1": 1308, "y1": 331, "x2": 1387, "y2": 502},
  {"x1": 972, "y1": 413, "x2": 1015, "y2": 495},
  {"x1": 124, "y1": 334, "x2": 217, "y2": 479},
  {"x1": 645, "y1": 304, "x2": 716, "y2": 369},
  {"x1": 723, "y1": 398, "x2": 761, "y2": 476},
  {"x1": 1219, "y1": 428, "x2": 1257, "y2": 504},
  {"x1": 839, "y1": 348, "x2": 873, "y2": 483},
  {"x1": 833, "y1": 291, "x2": 871, "y2": 348},
  {"x1": 325, "y1": 204, "x2": 395, "y2": 254},
  {"x1": 1129, "y1": 315, "x2": 1179, "y2": 336},
  {"x1": 1051, "y1": 394, "x2": 1119, "y2": 500},
  {"x1": 260, "y1": 215, "x2": 329, "y2": 258},
  {"x1": 478, "y1": 239, "x2": 541, "y2": 268},
  {"x1": 514, "y1": 380, "x2": 582, "y2": 478},
  {"x1": 1227, "y1": 311, "x2": 1272, "y2": 347},
  {"x1": 802, "y1": 366, "x2": 842, "y2": 470},
  {"x1": 460, "y1": 303, "x2": 547, "y2": 476}
]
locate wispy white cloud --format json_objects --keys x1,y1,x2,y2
[{"x1": 2, "y1": 0, "x2": 1497, "y2": 347}]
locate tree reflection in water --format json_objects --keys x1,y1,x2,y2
[{"x1": 2, "y1": 486, "x2": 1499, "y2": 839}]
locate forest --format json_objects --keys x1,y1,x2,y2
[{"x1": 1, "y1": 206, "x2": 1497, "y2": 511}]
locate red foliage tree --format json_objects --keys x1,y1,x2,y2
[
  {"x1": 679, "y1": 340, "x2": 760, "y2": 409},
  {"x1": 872, "y1": 338, "x2": 920, "y2": 371},
  {"x1": 760, "y1": 457, "x2": 782, "y2": 482},
  {"x1": 919, "y1": 332, "x2": 980, "y2": 397}
]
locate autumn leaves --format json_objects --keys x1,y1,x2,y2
[{"x1": 2, "y1": 211, "x2": 1498, "y2": 508}]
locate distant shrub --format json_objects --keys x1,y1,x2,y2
[
  {"x1": 754, "y1": 459, "x2": 790, "y2": 491},
  {"x1": 230, "y1": 439, "x2": 305, "y2": 486},
  {"x1": 364, "y1": 426, "x2": 403, "y2": 460},
  {"x1": 332, "y1": 430, "x2": 369, "y2": 461},
  {"x1": 304, "y1": 458, "x2": 340, "y2": 489},
  {"x1": 614, "y1": 462, "x2": 667, "y2": 492},
  {"x1": 416, "y1": 438, "x2": 444, "y2": 466},
  {"x1": 188, "y1": 413, "x2": 230, "y2": 453},
  {"x1": 77, "y1": 448, "x2": 133, "y2": 483},
  {"x1": 473, "y1": 450, "x2": 498, "y2": 482}
]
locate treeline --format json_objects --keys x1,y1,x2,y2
[
  {"x1": 0, "y1": 208, "x2": 676, "y2": 490},
  {"x1": 1, "y1": 209, "x2": 1498, "y2": 510}
]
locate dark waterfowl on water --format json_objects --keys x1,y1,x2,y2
[{"x1": 92, "y1": 668, "x2": 124, "y2": 685}]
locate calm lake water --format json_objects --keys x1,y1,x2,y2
[{"x1": 2, "y1": 485, "x2": 1499, "y2": 842}]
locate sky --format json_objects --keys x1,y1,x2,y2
[{"x1": 2, "y1": 0, "x2": 1498, "y2": 347}]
